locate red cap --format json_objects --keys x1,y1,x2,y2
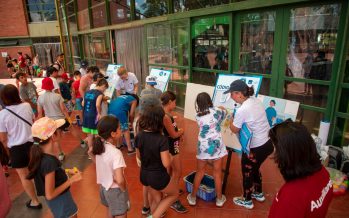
[
  {"x1": 41, "y1": 77, "x2": 54, "y2": 90},
  {"x1": 61, "y1": 73, "x2": 69, "y2": 80}
]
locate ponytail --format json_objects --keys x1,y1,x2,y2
[
  {"x1": 93, "y1": 115, "x2": 120, "y2": 155},
  {"x1": 26, "y1": 137, "x2": 49, "y2": 180},
  {"x1": 92, "y1": 136, "x2": 105, "y2": 155},
  {"x1": 242, "y1": 86, "x2": 254, "y2": 97}
]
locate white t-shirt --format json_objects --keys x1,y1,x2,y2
[
  {"x1": 90, "y1": 83, "x2": 96, "y2": 90},
  {"x1": 96, "y1": 142, "x2": 126, "y2": 190},
  {"x1": 0, "y1": 103, "x2": 34, "y2": 148},
  {"x1": 50, "y1": 76, "x2": 59, "y2": 92},
  {"x1": 233, "y1": 97, "x2": 270, "y2": 148},
  {"x1": 116, "y1": 72, "x2": 138, "y2": 94},
  {"x1": 79, "y1": 68, "x2": 87, "y2": 76}
]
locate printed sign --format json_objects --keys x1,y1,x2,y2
[
  {"x1": 212, "y1": 74, "x2": 263, "y2": 110},
  {"x1": 149, "y1": 68, "x2": 172, "y2": 92},
  {"x1": 105, "y1": 64, "x2": 122, "y2": 99},
  {"x1": 1, "y1": 52, "x2": 8, "y2": 58}
]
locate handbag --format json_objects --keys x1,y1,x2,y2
[{"x1": 5, "y1": 108, "x2": 32, "y2": 127}]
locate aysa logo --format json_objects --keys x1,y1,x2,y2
[{"x1": 216, "y1": 84, "x2": 230, "y2": 90}]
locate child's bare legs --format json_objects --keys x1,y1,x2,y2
[
  {"x1": 87, "y1": 134, "x2": 94, "y2": 157},
  {"x1": 143, "y1": 185, "x2": 150, "y2": 209},
  {"x1": 213, "y1": 158, "x2": 223, "y2": 199},
  {"x1": 123, "y1": 130, "x2": 133, "y2": 151},
  {"x1": 54, "y1": 130, "x2": 63, "y2": 154},
  {"x1": 16, "y1": 168, "x2": 40, "y2": 206},
  {"x1": 171, "y1": 154, "x2": 182, "y2": 185},
  {"x1": 190, "y1": 159, "x2": 207, "y2": 198},
  {"x1": 149, "y1": 188, "x2": 162, "y2": 215},
  {"x1": 150, "y1": 178, "x2": 178, "y2": 218}
]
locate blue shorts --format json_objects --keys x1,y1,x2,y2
[
  {"x1": 113, "y1": 112, "x2": 128, "y2": 131},
  {"x1": 46, "y1": 191, "x2": 78, "y2": 218},
  {"x1": 75, "y1": 98, "x2": 83, "y2": 111}
]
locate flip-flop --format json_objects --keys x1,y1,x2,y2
[{"x1": 26, "y1": 200, "x2": 42, "y2": 210}]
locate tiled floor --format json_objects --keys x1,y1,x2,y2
[{"x1": 5, "y1": 113, "x2": 349, "y2": 218}]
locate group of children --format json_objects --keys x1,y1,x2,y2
[{"x1": 8, "y1": 62, "x2": 232, "y2": 218}]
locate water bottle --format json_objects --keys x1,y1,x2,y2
[{"x1": 76, "y1": 115, "x2": 81, "y2": 126}]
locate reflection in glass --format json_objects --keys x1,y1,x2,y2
[
  {"x1": 333, "y1": 118, "x2": 349, "y2": 147},
  {"x1": 239, "y1": 12, "x2": 275, "y2": 74},
  {"x1": 296, "y1": 109, "x2": 324, "y2": 135},
  {"x1": 259, "y1": 78, "x2": 270, "y2": 95},
  {"x1": 77, "y1": 0, "x2": 88, "y2": 11},
  {"x1": 174, "y1": 0, "x2": 229, "y2": 12},
  {"x1": 147, "y1": 20, "x2": 189, "y2": 66},
  {"x1": 26, "y1": 0, "x2": 57, "y2": 22},
  {"x1": 83, "y1": 35, "x2": 91, "y2": 58},
  {"x1": 71, "y1": 36, "x2": 80, "y2": 57},
  {"x1": 344, "y1": 45, "x2": 349, "y2": 83},
  {"x1": 68, "y1": 15, "x2": 78, "y2": 34},
  {"x1": 168, "y1": 83, "x2": 186, "y2": 108},
  {"x1": 91, "y1": 32, "x2": 111, "y2": 60},
  {"x1": 338, "y1": 88, "x2": 349, "y2": 114},
  {"x1": 193, "y1": 15, "x2": 229, "y2": 70},
  {"x1": 283, "y1": 81, "x2": 328, "y2": 108},
  {"x1": 109, "y1": 0, "x2": 131, "y2": 24},
  {"x1": 92, "y1": 3, "x2": 107, "y2": 28},
  {"x1": 63, "y1": 36, "x2": 71, "y2": 57},
  {"x1": 95, "y1": 60, "x2": 110, "y2": 74},
  {"x1": 66, "y1": 1, "x2": 75, "y2": 17},
  {"x1": 191, "y1": 71, "x2": 217, "y2": 86},
  {"x1": 135, "y1": 0, "x2": 167, "y2": 19},
  {"x1": 287, "y1": 4, "x2": 341, "y2": 81},
  {"x1": 78, "y1": 10, "x2": 90, "y2": 30}
]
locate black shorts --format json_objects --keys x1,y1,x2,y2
[
  {"x1": 58, "y1": 119, "x2": 70, "y2": 130},
  {"x1": 140, "y1": 169, "x2": 170, "y2": 191},
  {"x1": 169, "y1": 139, "x2": 180, "y2": 156},
  {"x1": 9, "y1": 141, "x2": 33, "y2": 168}
]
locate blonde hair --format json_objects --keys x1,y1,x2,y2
[{"x1": 117, "y1": 66, "x2": 127, "y2": 76}]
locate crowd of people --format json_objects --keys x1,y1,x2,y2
[{"x1": 0, "y1": 53, "x2": 335, "y2": 218}]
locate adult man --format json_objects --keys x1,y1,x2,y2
[
  {"x1": 79, "y1": 66, "x2": 99, "y2": 99},
  {"x1": 115, "y1": 66, "x2": 138, "y2": 96}
]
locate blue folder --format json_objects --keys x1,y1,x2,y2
[{"x1": 239, "y1": 123, "x2": 253, "y2": 154}]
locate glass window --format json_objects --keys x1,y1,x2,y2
[
  {"x1": 297, "y1": 109, "x2": 324, "y2": 135},
  {"x1": 284, "y1": 81, "x2": 328, "y2": 107},
  {"x1": 71, "y1": 36, "x2": 80, "y2": 57},
  {"x1": 344, "y1": 44, "x2": 349, "y2": 83},
  {"x1": 287, "y1": 4, "x2": 341, "y2": 80},
  {"x1": 77, "y1": 0, "x2": 88, "y2": 11},
  {"x1": 73, "y1": 57, "x2": 81, "y2": 70},
  {"x1": 77, "y1": 10, "x2": 90, "y2": 30},
  {"x1": 63, "y1": 36, "x2": 71, "y2": 58},
  {"x1": 338, "y1": 88, "x2": 349, "y2": 114},
  {"x1": 168, "y1": 83, "x2": 186, "y2": 108},
  {"x1": 147, "y1": 20, "x2": 189, "y2": 66},
  {"x1": 83, "y1": 34, "x2": 91, "y2": 58},
  {"x1": 66, "y1": 1, "x2": 75, "y2": 17},
  {"x1": 333, "y1": 118, "x2": 349, "y2": 147},
  {"x1": 171, "y1": 68, "x2": 189, "y2": 82},
  {"x1": 91, "y1": 32, "x2": 111, "y2": 60},
  {"x1": 26, "y1": 0, "x2": 56, "y2": 22},
  {"x1": 174, "y1": 0, "x2": 229, "y2": 13},
  {"x1": 68, "y1": 15, "x2": 78, "y2": 34},
  {"x1": 92, "y1": 3, "x2": 107, "y2": 28},
  {"x1": 191, "y1": 71, "x2": 217, "y2": 86},
  {"x1": 95, "y1": 60, "x2": 110, "y2": 74},
  {"x1": 259, "y1": 78, "x2": 270, "y2": 96},
  {"x1": 192, "y1": 15, "x2": 230, "y2": 70},
  {"x1": 135, "y1": 0, "x2": 168, "y2": 19},
  {"x1": 239, "y1": 11, "x2": 275, "y2": 74},
  {"x1": 109, "y1": 0, "x2": 131, "y2": 24}
]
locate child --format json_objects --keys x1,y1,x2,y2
[
  {"x1": 59, "y1": 73, "x2": 74, "y2": 118},
  {"x1": 160, "y1": 91, "x2": 187, "y2": 213},
  {"x1": 140, "y1": 76, "x2": 162, "y2": 98},
  {"x1": 82, "y1": 79, "x2": 109, "y2": 156},
  {"x1": 37, "y1": 78, "x2": 71, "y2": 161},
  {"x1": 16, "y1": 72, "x2": 38, "y2": 115},
  {"x1": 187, "y1": 92, "x2": 227, "y2": 207},
  {"x1": 91, "y1": 115, "x2": 130, "y2": 218},
  {"x1": 72, "y1": 71, "x2": 83, "y2": 125},
  {"x1": 135, "y1": 105, "x2": 178, "y2": 218},
  {"x1": 46, "y1": 66, "x2": 61, "y2": 94},
  {"x1": 90, "y1": 72, "x2": 109, "y2": 117},
  {"x1": 26, "y1": 117, "x2": 82, "y2": 218},
  {"x1": 108, "y1": 94, "x2": 139, "y2": 155}
]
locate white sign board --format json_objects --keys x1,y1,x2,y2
[
  {"x1": 105, "y1": 64, "x2": 122, "y2": 98},
  {"x1": 212, "y1": 74, "x2": 263, "y2": 110},
  {"x1": 1, "y1": 52, "x2": 8, "y2": 58},
  {"x1": 257, "y1": 94, "x2": 300, "y2": 127},
  {"x1": 184, "y1": 83, "x2": 215, "y2": 121},
  {"x1": 149, "y1": 68, "x2": 172, "y2": 92}
]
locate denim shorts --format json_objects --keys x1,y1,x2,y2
[
  {"x1": 75, "y1": 98, "x2": 83, "y2": 111},
  {"x1": 46, "y1": 190, "x2": 78, "y2": 218}
]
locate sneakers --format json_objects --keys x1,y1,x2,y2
[
  {"x1": 80, "y1": 140, "x2": 86, "y2": 148},
  {"x1": 233, "y1": 196, "x2": 254, "y2": 209},
  {"x1": 216, "y1": 194, "x2": 226, "y2": 207},
  {"x1": 186, "y1": 193, "x2": 196, "y2": 206},
  {"x1": 170, "y1": 200, "x2": 188, "y2": 213},
  {"x1": 58, "y1": 152, "x2": 65, "y2": 161},
  {"x1": 251, "y1": 192, "x2": 265, "y2": 202},
  {"x1": 141, "y1": 207, "x2": 150, "y2": 215}
]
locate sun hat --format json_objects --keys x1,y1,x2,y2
[
  {"x1": 32, "y1": 117, "x2": 66, "y2": 141},
  {"x1": 41, "y1": 77, "x2": 54, "y2": 91},
  {"x1": 146, "y1": 76, "x2": 157, "y2": 85}
]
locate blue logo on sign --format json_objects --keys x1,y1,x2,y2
[
  {"x1": 159, "y1": 71, "x2": 163, "y2": 76},
  {"x1": 248, "y1": 80, "x2": 253, "y2": 84}
]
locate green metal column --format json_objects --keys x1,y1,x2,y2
[
  {"x1": 232, "y1": 13, "x2": 240, "y2": 72},
  {"x1": 130, "y1": 0, "x2": 136, "y2": 20},
  {"x1": 188, "y1": 18, "x2": 193, "y2": 82}
]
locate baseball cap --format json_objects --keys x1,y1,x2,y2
[
  {"x1": 61, "y1": 73, "x2": 69, "y2": 80},
  {"x1": 32, "y1": 117, "x2": 66, "y2": 141},
  {"x1": 146, "y1": 76, "x2": 157, "y2": 85},
  {"x1": 41, "y1": 77, "x2": 54, "y2": 91},
  {"x1": 223, "y1": 79, "x2": 248, "y2": 94},
  {"x1": 93, "y1": 72, "x2": 109, "y2": 81}
]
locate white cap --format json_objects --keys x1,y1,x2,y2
[{"x1": 146, "y1": 76, "x2": 157, "y2": 85}]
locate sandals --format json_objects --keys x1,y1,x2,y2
[{"x1": 26, "y1": 200, "x2": 42, "y2": 210}]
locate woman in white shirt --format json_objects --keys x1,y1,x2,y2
[
  {"x1": 226, "y1": 80, "x2": 274, "y2": 209},
  {"x1": 0, "y1": 84, "x2": 42, "y2": 209}
]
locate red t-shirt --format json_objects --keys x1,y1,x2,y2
[
  {"x1": 72, "y1": 80, "x2": 82, "y2": 98},
  {"x1": 19, "y1": 55, "x2": 26, "y2": 68},
  {"x1": 269, "y1": 166, "x2": 333, "y2": 218}
]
